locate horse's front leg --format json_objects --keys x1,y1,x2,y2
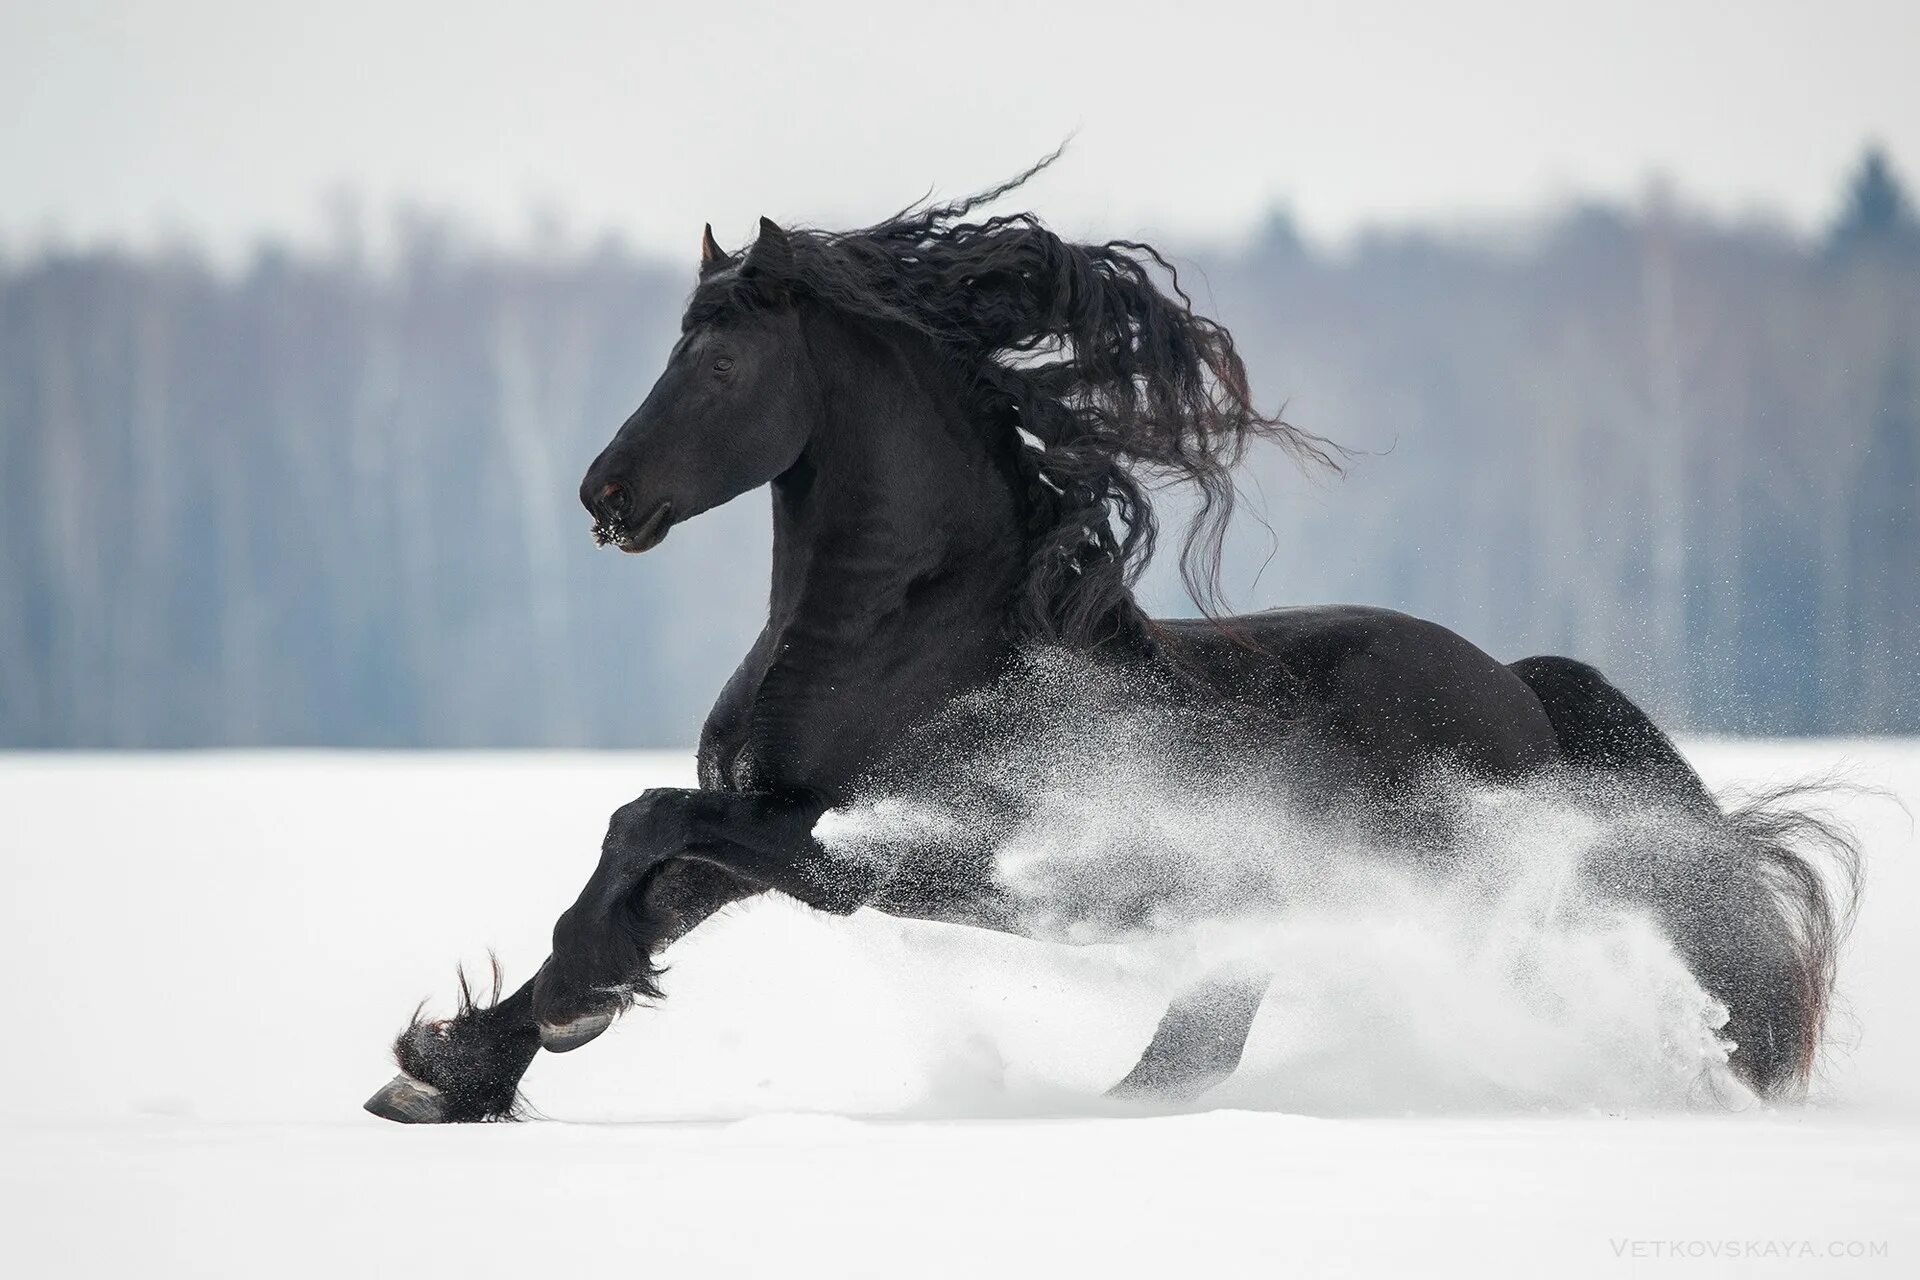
[
  {"x1": 365, "y1": 972, "x2": 542, "y2": 1123},
  {"x1": 363, "y1": 854, "x2": 754, "y2": 1125},
  {"x1": 531, "y1": 787, "x2": 884, "y2": 1052},
  {"x1": 364, "y1": 788, "x2": 865, "y2": 1124}
]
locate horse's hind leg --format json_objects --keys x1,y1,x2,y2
[{"x1": 1107, "y1": 970, "x2": 1272, "y2": 1102}]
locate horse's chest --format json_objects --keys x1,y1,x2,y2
[
  {"x1": 701, "y1": 656, "x2": 889, "y2": 798},
  {"x1": 700, "y1": 604, "x2": 1008, "y2": 798}
]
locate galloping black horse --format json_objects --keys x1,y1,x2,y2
[{"x1": 367, "y1": 163, "x2": 1856, "y2": 1123}]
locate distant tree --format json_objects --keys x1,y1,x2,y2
[
  {"x1": 1852, "y1": 358, "x2": 1919, "y2": 728},
  {"x1": 1829, "y1": 145, "x2": 1919, "y2": 253}
]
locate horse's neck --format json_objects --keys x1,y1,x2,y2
[
  {"x1": 748, "y1": 327, "x2": 1026, "y2": 787},
  {"x1": 769, "y1": 331, "x2": 1023, "y2": 654}
]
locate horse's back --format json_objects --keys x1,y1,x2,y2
[{"x1": 1153, "y1": 604, "x2": 1557, "y2": 785}]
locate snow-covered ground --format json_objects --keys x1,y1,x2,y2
[{"x1": 2, "y1": 741, "x2": 1915, "y2": 1276}]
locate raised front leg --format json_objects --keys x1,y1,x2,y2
[
  {"x1": 531, "y1": 787, "x2": 886, "y2": 1052},
  {"x1": 363, "y1": 855, "x2": 755, "y2": 1125},
  {"x1": 365, "y1": 969, "x2": 542, "y2": 1123},
  {"x1": 365, "y1": 788, "x2": 879, "y2": 1123}
]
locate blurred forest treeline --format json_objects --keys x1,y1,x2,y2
[{"x1": 2, "y1": 149, "x2": 1915, "y2": 746}]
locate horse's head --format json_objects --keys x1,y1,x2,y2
[{"x1": 581, "y1": 218, "x2": 817, "y2": 552}]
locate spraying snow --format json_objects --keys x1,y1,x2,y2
[{"x1": 815, "y1": 653, "x2": 1795, "y2": 1113}]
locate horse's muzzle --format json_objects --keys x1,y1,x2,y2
[{"x1": 591, "y1": 500, "x2": 674, "y2": 554}]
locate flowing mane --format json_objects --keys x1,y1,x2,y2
[{"x1": 688, "y1": 152, "x2": 1341, "y2": 645}]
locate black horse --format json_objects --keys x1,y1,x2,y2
[{"x1": 367, "y1": 163, "x2": 1857, "y2": 1123}]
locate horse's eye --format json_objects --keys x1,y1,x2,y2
[{"x1": 713, "y1": 357, "x2": 734, "y2": 374}]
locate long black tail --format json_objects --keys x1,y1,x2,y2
[{"x1": 1510, "y1": 655, "x2": 1863, "y2": 1097}]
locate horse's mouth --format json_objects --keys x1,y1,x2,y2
[{"x1": 591, "y1": 501, "x2": 674, "y2": 554}]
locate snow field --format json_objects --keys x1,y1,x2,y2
[{"x1": 1, "y1": 740, "x2": 1915, "y2": 1276}]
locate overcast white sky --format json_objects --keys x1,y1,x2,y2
[{"x1": 4, "y1": 0, "x2": 1916, "y2": 259}]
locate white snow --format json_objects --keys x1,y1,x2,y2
[{"x1": 1, "y1": 740, "x2": 1915, "y2": 1276}]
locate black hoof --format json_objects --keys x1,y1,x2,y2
[
  {"x1": 364, "y1": 1074, "x2": 451, "y2": 1124},
  {"x1": 538, "y1": 1012, "x2": 614, "y2": 1053}
]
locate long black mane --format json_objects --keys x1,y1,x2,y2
[{"x1": 691, "y1": 153, "x2": 1340, "y2": 645}]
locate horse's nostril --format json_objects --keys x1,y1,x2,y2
[{"x1": 587, "y1": 479, "x2": 629, "y2": 523}]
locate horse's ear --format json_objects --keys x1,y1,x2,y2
[
  {"x1": 699, "y1": 222, "x2": 727, "y2": 268},
  {"x1": 741, "y1": 216, "x2": 794, "y2": 290}
]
